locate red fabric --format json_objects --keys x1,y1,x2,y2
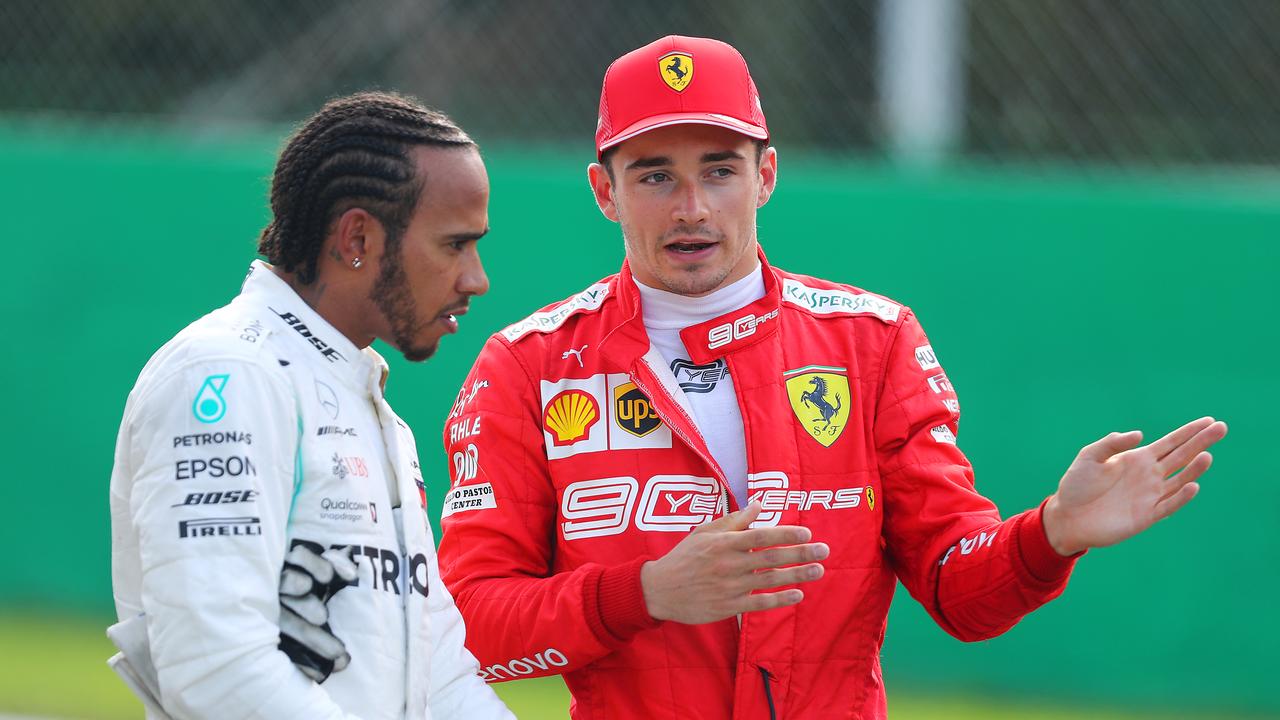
[
  {"x1": 438, "y1": 252, "x2": 1078, "y2": 719},
  {"x1": 596, "y1": 35, "x2": 769, "y2": 157}
]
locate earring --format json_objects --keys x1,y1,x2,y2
[{"x1": 351, "y1": 257, "x2": 362, "y2": 269}]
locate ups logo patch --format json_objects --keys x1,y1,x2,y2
[{"x1": 613, "y1": 382, "x2": 662, "y2": 437}]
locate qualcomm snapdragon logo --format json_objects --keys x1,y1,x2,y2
[{"x1": 193, "y1": 374, "x2": 230, "y2": 424}]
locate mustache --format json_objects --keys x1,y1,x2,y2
[
  {"x1": 660, "y1": 225, "x2": 722, "y2": 243},
  {"x1": 439, "y1": 300, "x2": 471, "y2": 316}
]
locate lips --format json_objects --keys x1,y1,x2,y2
[
  {"x1": 668, "y1": 241, "x2": 715, "y2": 253},
  {"x1": 436, "y1": 303, "x2": 470, "y2": 332}
]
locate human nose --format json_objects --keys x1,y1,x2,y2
[
  {"x1": 671, "y1": 180, "x2": 710, "y2": 225},
  {"x1": 459, "y1": 249, "x2": 490, "y2": 297}
]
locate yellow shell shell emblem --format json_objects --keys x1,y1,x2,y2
[
  {"x1": 659, "y1": 52, "x2": 693, "y2": 92},
  {"x1": 543, "y1": 389, "x2": 600, "y2": 446},
  {"x1": 784, "y1": 365, "x2": 851, "y2": 448}
]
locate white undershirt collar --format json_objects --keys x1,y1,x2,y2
[{"x1": 634, "y1": 264, "x2": 765, "y2": 331}]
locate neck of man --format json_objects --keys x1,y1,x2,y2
[{"x1": 270, "y1": 264, "x2": 375, "y2": 351}]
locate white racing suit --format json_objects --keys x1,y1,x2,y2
[{"x1": 109, "y1": 261, "x2": 512, "y2": 719}]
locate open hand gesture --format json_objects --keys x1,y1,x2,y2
[
  {"x1": 640, "y1": 502, "x2": 829, "y2": 625},
  {"x1": 1043, "y1": 416, "x2": 1228, "y2": 556}
]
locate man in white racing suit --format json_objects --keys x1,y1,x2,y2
[{"x1": 109, "y1": 92, "x2": 513, "y2": 720}]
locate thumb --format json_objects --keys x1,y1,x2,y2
[
  {"x1": 694, "y1": 501, "x2": 761, "y2": 534},
  {"x1": 1081, "y1": 430, "x2": 1143, "y2": 462}
]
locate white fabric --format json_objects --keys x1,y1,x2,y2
[
  {"x1": 109, "y1": 261, "x2": 512, "y2": 720},
  {"x1": 634, "y1": 266, "x2": 765, "y2": 507}
]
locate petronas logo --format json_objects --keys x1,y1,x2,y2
[{"x1": 192, "y1": 374, "x2": 229, "y2": 424}]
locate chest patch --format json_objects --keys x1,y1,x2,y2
[{"x1": 784, "y1": 365, "x2": 851, "y2": 448}]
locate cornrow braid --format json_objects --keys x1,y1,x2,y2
[{"x1": 258, "y1": 91, "x2": 474, "y2": 284}]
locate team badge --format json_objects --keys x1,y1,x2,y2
[
  {"x1": 659, "y1": 52, "x2": 693, "y2": 92},
  {"x1": 784, "y1": 365, "x2": 851, "y2": 448},
  {"x1": 613, "y1": 382, "x2": 662, "y2": 437},
  {"x1": 192, "y1": 374, "x2": 229, "y2": 424},
  {"x1": 543, "y1": 389, "x2": 600, "y2": 446},
  {"x1": 865, "y1": 485, "x2": 875, "y2": 511}
]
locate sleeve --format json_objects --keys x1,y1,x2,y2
[
  {"x1": 125, "y1": 359, "x2": 360, "y2": 719},
  {"x1": 873, "y1": 311, "x2": 1080, "y2": 642},
  {"x1": 423, "y1": 526, "x2": 516, "y2": 718},
  {"x1": 437, "y1": 337, "x2": 656, "y2": 682}
]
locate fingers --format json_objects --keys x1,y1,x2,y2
[
  {"x1": 1154, "y1": 482, "x2": 1200, "y2": 520},
  {"x1": 695, "y1": 501, "x2": 762, "y2": 534},
  {"x1": 279, "y1": 607, "x2": 348, "y2": 662},
  {"x1": 1147, "y1": 417, "x2": 1215, "y2": 461},
  {"x1": 746, "y1": 563, "x2": 825, "y2": 591},
  {"x1": 1080, "y1": 430, "x2": 1143, "y2": 462},
  {"x1": 745, "y1": 542, "x2": 830, "y2": 571},
  {"x1": 279, "y1": 567, "x2": 314, "y2": 597},
  {"x1": 321, "y1": 546, "x2": 360, "y2": 583},
  {"x1": 281, "y1": 593, "x2": 329, "y2": 626},
  {"x1": 1157, "y1": 421, "x2": 1227, "y2": 475},
  {"x1": 284, "y1": 545, "x2": 335, "y2": 585},
  {"x1": 726, "y1": 525, "x2": 812, "y2": 551},
  {"x1": 740, "y1": 588, "x2": 805, "y2": 613},
  {"x1": 1161, "y1": 452, "x2": 1213, "y2": 498},
  {"x1": 278, "y1": 634, "x2": 330, "y2": 683}
]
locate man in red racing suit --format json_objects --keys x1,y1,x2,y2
[{"x1": 437, "y1": 35, "x2": 1227, "y2": 719}]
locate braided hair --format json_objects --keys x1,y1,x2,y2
[{"x1": 258, "y1": 91, "x2": 474, "y2": 284}]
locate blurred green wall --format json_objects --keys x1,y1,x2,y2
[{"x1": 1, "y1": 125, "x2": 1274, "y2": 715}]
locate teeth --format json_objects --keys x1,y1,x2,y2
[{"x1": 671, "y1": 243, "x2": 710, "y2": 253}]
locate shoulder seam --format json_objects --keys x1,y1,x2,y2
[
  {"x1": 499, "y1": 281, "x2": 613, "y2": 343},
  {"x1": 778, "y1": 276, "x2": 903, "y2": 324}
]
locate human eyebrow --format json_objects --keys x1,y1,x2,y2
[
  {"x1": 623, "y1": 156, "x2": 673, "y2": 171},
  {"x1": 701, "y1": 150, "x2": 746, "y2": 163},
  {"x1": 446, "y1": 228, "x2": 488, "y2": 244}
]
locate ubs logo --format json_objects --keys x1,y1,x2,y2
[{"x1": 613, "y1": 382, "x2": 661, "y2": 437}]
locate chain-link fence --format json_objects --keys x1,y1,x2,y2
[{"x1": 3, "y1": 0, "x2": 1278, "y2": 167}]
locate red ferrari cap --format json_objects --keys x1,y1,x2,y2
[{"x1": 595, "y1": 35, "x2": 769, "y2": 159}]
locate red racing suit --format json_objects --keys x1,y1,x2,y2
[{"x1": 438, "y1": 252, "x2": 1078, "y2": 719}]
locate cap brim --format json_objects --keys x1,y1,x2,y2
[{"x1": 598, "y1": 112, "x2": 769, "y2": 155}]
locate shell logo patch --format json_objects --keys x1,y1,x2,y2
[
  {"x1": 784, "y1": 365, "x2": 851, "y2": 448},
  {"x1": 543, "y1": 389, "x2": 600, "y2": 446},
  {"x1": 659, "y1": 52, "x2": 693, "y2": 92},
  {"x1": 613, "y1": 381, "x2": 663, "y2": 437}
]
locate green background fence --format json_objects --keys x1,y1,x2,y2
[{"x1": 1, "y1": 125, "x2": 1275, "y2": 715}]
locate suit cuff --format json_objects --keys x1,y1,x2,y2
[
  {"x1": 1015, "y1": 500, "x2": 1082, "y2": 586},
  {"x1": 586, "y1": 557, "x2": 661, "y2": 646}
]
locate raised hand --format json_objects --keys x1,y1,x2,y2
[
  {"x1": 1043, "y1": 417, "x2": 1228, "y2": 556},
  {"x1": 640, "y1": 502, "x2": 829, "y2": 625}
]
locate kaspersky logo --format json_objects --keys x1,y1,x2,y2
[{"x1": 192, "y1": 374, "x2": 229, "y2": 424}]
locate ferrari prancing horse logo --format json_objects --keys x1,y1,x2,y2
[
  {"x1": 659, "y1": 52, "x2": 693, "y2": 92},
  {"x1": 784, "y1": 365, "x2": 851, "y2": 448}
]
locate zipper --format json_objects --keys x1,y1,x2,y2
[
  {"x1": 630, "y1": 360, "x2": 737, "y2": 512},
  {"x1": 759, "y1": 667, "x2": 777, "y2": 720}
]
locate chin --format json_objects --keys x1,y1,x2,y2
[
  {"x1": 401, "y1": 342, "x2": 439, "y2": 363},
  {"x1": 659, "y1": 269, "x2": 728, "y2": 297}
]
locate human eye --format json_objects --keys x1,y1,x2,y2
[
  {"x1": 639, "y1": 171, "x2": 670, "y2": 185},
  {"x1": 708, "y1": 166, "x2": 735, "y2": 179}
]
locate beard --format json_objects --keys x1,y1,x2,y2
[
  {"x1": 621, "y1": 222, "x2": 736, "y2": 297},
  {"x1": 369, "y1": 246, "x2": 438, "y2": 363}
]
